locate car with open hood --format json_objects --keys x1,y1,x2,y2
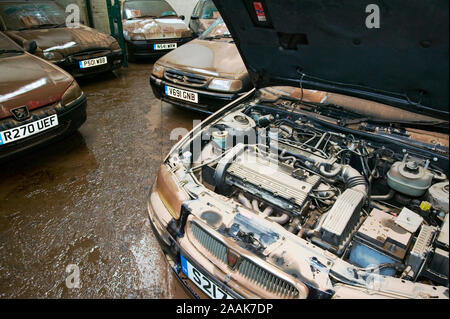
[
  {"x1": 121, "y1": 0, "x2": 193, "y2": 61},
  {"x1": 146, "y1": 0, "x2": 449, "y2": 299},
  {"x1": 0, "y1": 0, "x2": 123, "y2": 77},
  {"x1": 189, "y1": 0, "x2": 220, "y2": 37},
  {"x1": 0, "y1": 31, "x2": 86, "y2": 162},
  {"x1": 150, "y1": 17, "x2": 252, "y2": 114}
]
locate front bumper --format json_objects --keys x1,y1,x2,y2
[
  {"x1": 126, "y1": 37, "x2": 193, "y2": 59},
  {"x1": 54, "y1": 50, "x2": 123, "y2": 77},
  {"x1": 147, "y1": 187, "x2": 243, "y2": 299},
  {"x1": 0, "y1": 95, "x2": 87, "y2": 162},
  {"x1": 150, "y1": 75, "x2": 242, "y2": 114}
]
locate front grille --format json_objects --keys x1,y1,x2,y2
[
  {"x1": 165, "y1": 69, "x2": 208, "y2": 86},
  {"x1": 190, "y1": 221, "x2": 299, "y2": 298},
  {"x1": 70, "y1": 49, "x2": 111, "y2": 61},
  {"x1": 191, "y1": 222, "x2": 227, "y2": 263},
  {"x1": 238, "y1": 259, "x2": 299, "y2": 298}
]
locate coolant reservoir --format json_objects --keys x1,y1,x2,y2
[{"x1": 387, "y1": 160, "x2": 433, "y2": 197}]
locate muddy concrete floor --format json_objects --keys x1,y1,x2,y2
[{"x1": 0, "y1": 63, "x2": 206, "y2": 298}]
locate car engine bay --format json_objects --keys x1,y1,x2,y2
[{"x1": 167, "y1": 93, "x2": 449, "y2": 298}]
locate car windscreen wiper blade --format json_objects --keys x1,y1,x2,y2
[
  {"x1": 203, "y1": 34, "x2": 233, "y2": 40},
  {"x1": 127, "y1": 15, "x2": 157, "y2": 20},
  {"x1": 18, "y1": 23, "x2": 62, "y2": 30},
  {"x1": 0, "y1": 49, "x2": 24, "y2": 54}
]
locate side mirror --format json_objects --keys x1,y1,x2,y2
[
  {"x1": 24, "y1": 40, "x2": 37, "y2": 54},
  {"x1": 190, "y1": 15, "x2": 199, "y2": 20},
  {"x1": 179, "y1": 15, "x2": 185, "y2": 20}
]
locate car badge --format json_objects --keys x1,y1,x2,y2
[
  {"x1": 226, "y1": 249, "x2": 240, "y2": 269},
  {"x1": 10, "y1": 106, "x2": 30, "y2": 121}
]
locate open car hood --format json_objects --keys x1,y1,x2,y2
[{"x1": 213, "y1": 0, "x2": 449, "y2": 119}]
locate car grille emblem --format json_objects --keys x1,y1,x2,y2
[
  {"x1": 226, "y1": 249, "x2": 240, "y2": 269},
  {"x1": 11, "y1": 106, "x2": 30, "y2": 121}
]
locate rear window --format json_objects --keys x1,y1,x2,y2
[
  {"x1": 0, "y1": 1, "x2": 66, "y2": 30},
  {"x1": 123, "y1": 0, "x2": 177, "y2": 19}
]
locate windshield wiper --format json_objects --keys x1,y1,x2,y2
[
  {"x1": 18, "y1": 23, "x2": 63, "y2": 30},
  {"x1": 127, "y1": 15, "x2": 157, "y2": 20},
  {"x1": 202, "y1": 34, "x2": 233, "y2": 40},
  {"x1": 0, "y1": 49, "x2": 23, "y2": 55}
]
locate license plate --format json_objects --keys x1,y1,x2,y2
[
  {"x1": 180, "y1": 255, "x2": 234, "y2": 299},
  {"x1": 0, "y1": 114, "x2": 58, "y2": 146},
  {"x1": 165, "y1": 85, "x2": 198, "y2": 103},
  {"x1": 79, "y1": 56, "x2": 107, "y2": 69},
  {"x1": 154, "y1": 43, "x2": 177, "y2": 50}
]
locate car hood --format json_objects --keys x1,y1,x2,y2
[
  {"x1": 157, "y1": 38, "x2": 247, "y2": 78},
  {"x1": 0, "y1": 53, "x2": 72, "y2": 119},
  {"x1": 122, "y1": 17, "x2": 191, "y2": 41},
  {"x1": 5, "y1": 25, "x2": 118, "y2": 59},
  {"x1": 213, "y1": 0, "x2": 449, "y2": 118}
]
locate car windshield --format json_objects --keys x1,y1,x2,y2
[
  {"x1": 200, "y1": 1, "x2": 219, "y2": 19},
  {"x1": 0, "y1": 2, "x2": 66, "y2": 31},
  {"x1": 199, "y1": 17, "x2": 231, "y2": 40},
  {"x1": 123, "y1": 0, "x2": 177, "y2": 19}
]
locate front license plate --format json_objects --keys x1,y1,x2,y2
[
  {"x1": 79, "y1": 56, "x2": 107, "y2": 69},
  {"x1": 0, "y1": 114, "x2": 58, "y2": 146},
  {"x1": 180, "y1": 255, "x2": 234, "y2": 299},
  {"x1": 154, "y1": 43, "x2": 177, "y2": 50},
  {"x1": 165, "y1": 85, "x2": 198, "y2": 103}
]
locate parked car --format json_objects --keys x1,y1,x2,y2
[
  {"x1": 0, "y1": 0, "x2": 123, "y2": 77},
  {"x1": 147, "y1": 0, "x2": 449, "y2": 299},
  {"x1": 0, "y1": 32, "x2": 86, "y2": 162},
  {"x1": 121, "y1": 0, "x2": 193, "y2": 61},
  {"x1": 150, "y1": 17, "x2": 252, "y2": 114},
  {"x1": 189, "y1": 0, "x2": 220, "y2": 37}
]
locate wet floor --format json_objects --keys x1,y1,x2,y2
[{"x1": 0, "y1": 63, "x2": 206, "y2": 298}]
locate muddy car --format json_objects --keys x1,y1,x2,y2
[
  {"x1": 0, "y1": 32, "x2": 86, "y2": 161},
  {"x1": 122, "y1": 0, "x2": 193, "y2": 61},
  {"x1": 150, "y1": 18, "x2": 252, "y2": 114},
  {"x1": 147, "y1": 0, "x2": 449, "y2": 299},
  {"x1": 0, "y1": 0, "x2": 123, "y2": 77},
  {"x1": 189, "y1": 0, "x2": 220, "y2": 37}
]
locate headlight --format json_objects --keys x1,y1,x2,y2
[
  {"x1": 109, "y1": 39, "x2": 121, "y2": 50},
  {"x1": 61, "y1": 81, "x2": 83, "y2": 106},
  {"x1": 43, "y1": 51, "x2": 56, "y2": 60},
  {"x1": 155, "y1": 164, "x2": 189, "y2": 220},
  {"x1": 152, "y1": 63, "x2": 165, "y2": 78},
  {"x1": 208, "y1": 78, "x2": 242, "y2": 92}
]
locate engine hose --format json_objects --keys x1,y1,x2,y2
[
  {"x1": 340, "y1": 165, "x2": 368, "y2": 197},
  {"x1": 319, "y1": 163, "x2": 342, "y2": 177}
]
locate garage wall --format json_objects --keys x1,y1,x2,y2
[{"x1": 90, "y1": 0, "x2": 111, "y2": 34}]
